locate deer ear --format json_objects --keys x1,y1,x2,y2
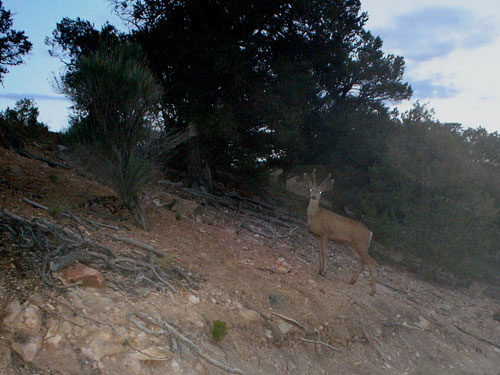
[
  {"x1": 321, "y1": 178, "x2": 334, "y2": 192},
  {"x1": 304, "y1": 173, "x2": 312, "y2": 188}
]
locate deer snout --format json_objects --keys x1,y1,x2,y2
[{"x1": 310, "y1": 194, "x2": 318, "y2": 200}]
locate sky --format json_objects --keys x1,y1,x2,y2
[{"x1": 1, "y1": 0, "x2": 500, "y2": 133}]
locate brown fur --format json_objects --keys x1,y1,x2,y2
[{"x1": 304, "y1": 169, "x2": 377, "y2": 295}]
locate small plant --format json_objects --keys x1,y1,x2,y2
[
  {"x1": 268, "y1": 293, "x2": 286, "y2": 308},
  {"x1": 175, "y1": 210, "x2": 182, "y2": 220},
  {"x1": 49, "y1": 174, "x2": 58, "y2": 183},
  {"x1": 211, "y1": 320, "x2": 228, "y2": 343},
  {"x1": 493, "y1": 312, "x2": 500, "y2": 323}
]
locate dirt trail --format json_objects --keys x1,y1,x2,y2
[{"x1": 1, "y1": 144, "x2": 499, "y2": 375}]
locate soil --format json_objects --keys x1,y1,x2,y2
[{"x1": 1, "y1": 140, "x2": 500, "y2": 375}]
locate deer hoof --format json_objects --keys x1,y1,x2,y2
[
  {"x1": 369, "y1": 290, "x2": 376, "y2": 296},
  {"x1": 349, "y1": 278, "x2": 356, "y2": 285}
]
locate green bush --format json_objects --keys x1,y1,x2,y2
[
  {"x1": 211, "y1": 320, "x2": 228, "y2": 343},
  {"x1": 493, "y1": 312, "x2": 500, "y2": 323},
  {"x1": 57, "y1": 42, "x2": 162, "y2": 230}
]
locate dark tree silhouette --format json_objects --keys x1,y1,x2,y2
[{"x1": 0, "y1": 0, "x2": 32, "y2": 83}]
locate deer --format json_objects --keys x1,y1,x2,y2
[{"x1": 304, "y1": 169, "x2": 377, "y2": 295}]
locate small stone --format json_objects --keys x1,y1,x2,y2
[
  {"x1": 415, "y1": 316, "x2": 432, "y2": 330},
  {"x1": 238, "y1": 309, "x2": 261, "y2": 322},
  {"x1": 389, "y1": 253, "x2": 404, "y2": 264},
  {"x1": 60, "y1": 263, "x2": 105, "y2": 288},
  {"x1": 171, "y1": 359, "x2": 181, "y2": 374},
  {"x1": 277, "y1": 321, "x2": 293, "y2": 334},
  {"x1": 189, "y1": 295, "x2": 200, "y2": 304},
  {"x1": 264, "y1": 329, "x2": 273, "y2": 339},
  {"x1": 11, "y1": 334, "x2": 43, "y2": 362},
  {"x1": 3, "y1": 300, "x2": 22, "y2": 325}
]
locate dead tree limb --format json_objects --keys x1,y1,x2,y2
[
  {"x1": 454, "y1": 325, "x2": 500, "y2": 350},
  {"x1": 299, "y1": 338, "x2": 341, "y2": 352},
  {"x1": 271, "y1": 312, "x2": 305, "y2": 330},
  {"x1": 105, "y1": 233, "x2": 164, "y2": 257},
  {"x1": 129, "y1": 312, "x2": 245, "y2": 375}
]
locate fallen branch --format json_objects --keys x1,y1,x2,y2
[
  {"x1": 271, "y1": 312, "x2": 305, "y2": 330},
  {"x1": 1, "y1": 209, "x2": 188, "y2": 292},
  {"x1": 22, "y1": 197, "x2": 118, "y2": 231},
  {"x1": 129, "y1": 312, "x2": 245, "y2": 374},
  {"x1": 105, "y1": 233, "x2": 165, "y2": 258},
  {"x1": 299, "y1": 337, "x2": 341, "y2": 352},
  {"x1": 454, "y1": 325, "x2": 500, "y2": 350}
]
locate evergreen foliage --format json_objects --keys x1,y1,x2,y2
[
  {"x1": 57, "y1": 42, "x2": 162, "y2": 230},
  {"x1": 0, "y1": 1, "x2": 32, "y2": 83}
]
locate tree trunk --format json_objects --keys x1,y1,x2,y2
[
  {"x1": 185, "y1": 136, "x2": 214, "y2": 193},
  {"x1": 129, "y1": 195, "x2": 148, "y2": 230}
]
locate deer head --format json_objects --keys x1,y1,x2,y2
[{"x1": 304, "y1": 169, "x2": 334, "y2": 202}]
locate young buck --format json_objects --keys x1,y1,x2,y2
[{"x1": 304, "y1": 169, "x2": 377, "y2": 295}]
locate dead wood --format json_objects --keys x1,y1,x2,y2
[
  {"x1": 299, "y1": 337, "x2": 341, "y2": 352},
  {"x1": 0, "y1": 208, "x2": 193, "y2": 292},
  {"x1": 454, "y1": 325, "x2": 500, "y2": 350},
  {"x1": 128, "y1": 312, "x2": 246, "y2": 374},
  {"x1": 105, "y1": 233, "x2": 165, "y2": 257},
  {"x1": 271, "y1": 312, "x2": 306, "y2": 330}
]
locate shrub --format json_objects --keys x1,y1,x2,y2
[
  {"x1": 57, "y1": 42, "x2": 162, "y2": 230},
  {"x1": 211, "y1": 320, "x2": 228, "y2": 343}
]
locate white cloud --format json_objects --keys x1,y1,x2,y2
[{"x1": 362, "y1": 0, "x2": 500, "y2": 132}]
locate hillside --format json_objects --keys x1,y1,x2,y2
[{"x1": 1, "y1": 139, "x2": 500, "y2": 375}]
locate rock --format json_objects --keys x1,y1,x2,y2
[
  {"x1": 170, "y1": 360, "x2": 181, "y2": 374},
  {"x1": 34, "y1": 337, "x2": 81, "y2": 375},
  {"x1": 60, "y1": 263, "x2": 106, "y2": 288},
  {"x1": 3, "y1": 300, "x2": 22, "y2": 325},
  {"x1": 11, "y1": 334, "x2": 43, "y2": 362},
  {"x1": 238, "y1": 309, "x2": 261, "y2": 322},
  {"x1": 415, "y1": 316, "x2": 432, "y2": 331},
  {"x1": 130, "y1": 346, "x2": 172, "y2": 361},
  {"x1": 82, "y1": 337, "x2": 127, "y2": 361},
  {"x1": 264, "y1": 329, "x2": 273, "y2": 339},
  {"x1": 21, "y1": 305, "x2": 43, "y2": 332},
  {"x1": 82, "y1": 328, "x2": 128, "y2": 361},
  {"x1": 4, "y1": 302, "x2": 43, "y2": 335},
  {"x1": 43, "y1": 318, "x2": 64, "y2": 348},
  {"x1": 390, "y1": 253, "x2": 404, "y2": 264},
  {"x1": 157, "y1": 192, "x2": 202, "y2": 218},
  {"x1": 277, "y1": 321, "x2": 293, "y2": 334},
  {"x1": 273, "y1": 258, "x2": 292, "y2": 274},
  {"x1": 189, "y1": 295, "x2": 200, "y2": 304}
]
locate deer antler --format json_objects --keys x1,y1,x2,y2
[
  {"x1": 320, "y1": 174, "x2": 332, "y2": 190},
  {"x1": 312, "y1": 168, "x2": 317, "y2": 186}
]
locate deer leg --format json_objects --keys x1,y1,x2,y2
[
  {"x1": 319, "y1": 235, "x2": 328, "y2": 277},
  {"x1": 350, "y1": 261, "x2": 365, "y2": 285}
]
